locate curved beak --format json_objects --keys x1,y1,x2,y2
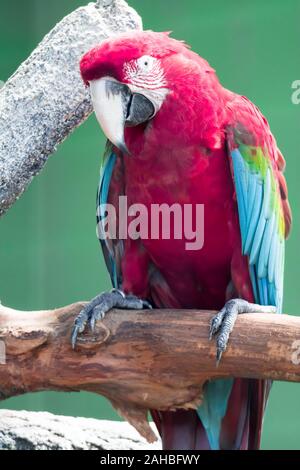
[{"x1": 90, "y1": 78, "x2": 155, "y2": 154}]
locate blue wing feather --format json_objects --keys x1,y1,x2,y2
[
  {"x1": 246, "y1": 172, "x2": 257, "y2": 231},
  {"x1": 258, "y1": 212, "x2": 275, "y2": 278},
  {"x1": 231, "y1": 150, "x2": 248, "y2": 242},
  {"x1": 198, "y1": 141, "x2": 285, "y2": 450},
  {"x1": 96, "y1": 144, "x2": 120, "y2": 288},
  {"x1": 230, "y1": 148, "x2": 284, "y2": 311}
]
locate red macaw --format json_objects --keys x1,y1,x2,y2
[{"x1": 72, "y1": 31, "x2": 292, "y2": 450}]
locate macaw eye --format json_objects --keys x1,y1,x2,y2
[
  {"x1": 136, "y1": 55, "x2": 156, "y2": 72},
  {"x1": 123, "y1": 55, "x2": 167, "y2": 90}
]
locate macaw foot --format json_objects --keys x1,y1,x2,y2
[
  {"x1": 209, "y1": 299, "x2": 276, "y2": 364},
  {"x1": 71, "y1": 289, "x2": 151, "y2": 349}
]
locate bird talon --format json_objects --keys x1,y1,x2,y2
[
  {"x1": 71, "y1": 326, "x2": 80, "y2": 350},
  {"x1": 209, "y1": 299, "x2": 276, "y2": 364},
  {"x1": 90, "y1": 317, "x2": 96, "y2": 332},
  {"x1": 71, "y1": 290, "x2": 151, "y2": 348},
  {"x1": 216, "y1": 349, "x2": 223, "y2": 367}
]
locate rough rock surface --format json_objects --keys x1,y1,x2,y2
[
  {"x1": 0, "y1": 0, "x2": 142, "y2": 216},
  {"x1": 0, "y1": 410, "x2": 161, "y2": 450}
]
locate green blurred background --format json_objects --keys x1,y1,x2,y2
[{"x1": 0, "y1": 0, "x2": 299, "y2": 450}]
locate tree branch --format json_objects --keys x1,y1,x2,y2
[
  {"x1": 0, "y1": 0, "x2": 142, "y2": 216},
  {"x1": 0, "y1": 302, "x2": 299, "y2": 441}
]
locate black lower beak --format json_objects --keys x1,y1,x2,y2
[
  {"x1": 125, "y1": 93, "x2": 155, "y2": 127},
  {"x1": 111, "y1": 81, "x2": 155, "y2": 127}
]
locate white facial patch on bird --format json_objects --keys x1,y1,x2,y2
[{"x1": 123, "y1": 55, "x2": 168, "y2": 90}]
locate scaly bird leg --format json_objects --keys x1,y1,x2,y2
[
  {"x1": 209, "y1": 299, "x2": 276, "y2": 364},
  {"x1": 71, "y1": 289, "x2": 151, "y2": 348}
]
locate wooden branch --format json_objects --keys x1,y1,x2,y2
[
  {"x1": 0, "y1": 303, "x2": 299, "y2": 442},
  {"x1": 0, "y1": 0, "x2": 142, "y2": 216}
]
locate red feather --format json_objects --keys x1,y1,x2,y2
[{"x1": 84, "y1": 31, "x2": 291, "y2": 449}]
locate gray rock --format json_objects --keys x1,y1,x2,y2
[
  {"x1": 0, "y1": 0, "x2": 142, "y2": 216},
  {"x1": 0, "y1": 409, "x2": 161, "y2": 450}
]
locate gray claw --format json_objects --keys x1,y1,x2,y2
[
  {"x1": 216, "y1": 347, "x2": 223, "y2": 366},
  {"x1": 89, "y1": 306, "x2": 105, "y2": 331},
  {"x1": 71, "y1": 325, "x2": 81, "y2": 350},
  {"x1": 209, "y1": 306, "x2": 226, "y2": 340},
  {"x1": 71, "y1": 290, "x2": 151, "y2": 348},
  {"x1": 209, "y1": 299, "x2": 277, "y2": 364}
]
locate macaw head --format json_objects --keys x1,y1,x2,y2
[{"x1": 80, "y1": 31, "x2": 215, "y2": 153}]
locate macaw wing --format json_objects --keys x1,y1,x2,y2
[
  {"x1": 96, "y1": 141, "x2": 124, "y2": 289},
  {"x1": 197, "y1": 97, "x2": 292, "y2": 451},
  {"x1": 227, "y1": 96, "x2": 291, "y2": 312}
]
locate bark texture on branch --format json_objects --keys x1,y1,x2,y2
[
  {"x1": 0, "y1": 0, "x2": 142, "y2": 216},
  {"x1": 0, "y1": 303, "x2": 299, "y2": 442},
  {"x1": 0, "y1": 410, "x2": 160, "y2": 450}
]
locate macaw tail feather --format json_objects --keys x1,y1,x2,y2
[{"x1": 151, "y1": 378, "x2": 270, "y2": 450}]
